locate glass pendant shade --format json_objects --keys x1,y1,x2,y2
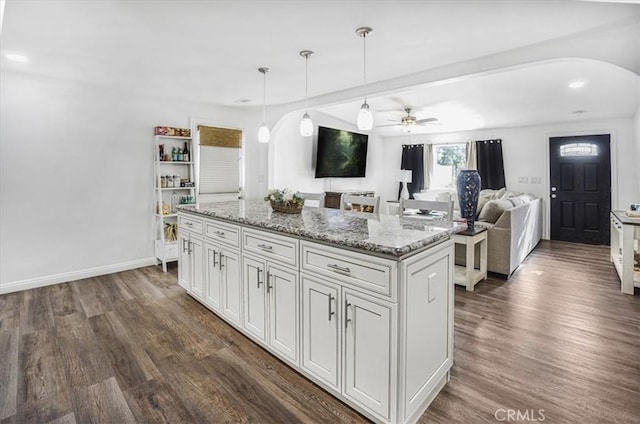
[
  {"x1": 357, "y1": 102, "x2": 373, "y2": 130},
  {"x1": 300, "y1": 112, "x2": 313, "y2": 136},
  {"x1": 258, "y1": 123, "x2": 270, "y2": 143}
]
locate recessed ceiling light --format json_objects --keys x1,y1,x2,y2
[
  {"x1": 568, "y1": 80, "x2": 586, "y2": 89},
  {"x1": 234, "y1": 98, "x2": 251, "y2": 104},
  {"x1": 5, "y1": 53, "x2": 29, "y2": 63},
  {"x1": 572, "y1": 110, "x2": 587, "y2": 115}
]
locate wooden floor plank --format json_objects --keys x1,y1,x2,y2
[
  {"x1": 17, "y1": 329, "x2": 73, "y2": 423},
  {"x1": 19, "y1": 287, "x2": 55, "y2": 335},
  {"x1": 72, "y1": 377, "x2": 136, "y2": 424},
  {"x1": 123, "y1": 379, "x2": 197, "y2": 424},
  {"x1": 0, "y1": 329, "x2": 19, "y2": 420},
  {"x1": 88, "y1": 311, "x2": 161, "y2": 390},
  {"x1": 48, "y1": 282, "x2": 84, "y2": 318},
  {"x1": 55, "y1": 314, "x2": 115, "y2": 388},
  {"x1": 0, "y1": 292, "x2": 21, "y2": 332}
]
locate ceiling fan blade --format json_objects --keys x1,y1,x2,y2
[
  {"x1": 375, "y1": 123, "x2": 401, "y2": 128},
  {"x1": 415, "y1": 117, "x2": 438, "y2": 124}
]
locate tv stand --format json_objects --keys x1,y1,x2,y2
[{"x1": 324, "y1": 191, "x2": 375, "y2": 209}]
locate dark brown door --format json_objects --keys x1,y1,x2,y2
[{"x1": 549, "y1": 135, "x2": 611, "y2": 245}]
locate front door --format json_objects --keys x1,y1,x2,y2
[{"x1": 549, "y1": 134, "x2": 611, "y2": 245}]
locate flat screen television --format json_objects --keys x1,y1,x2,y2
[{"x1": 314, "y1": 126, "x2": 368, "y2": 178}]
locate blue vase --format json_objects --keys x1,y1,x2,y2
[{"x1": 456, "y1": 169, "x2": 481, "y2": 231}]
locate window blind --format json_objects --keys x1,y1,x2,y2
[{"x1": 197, "y1": 125, "x2": 242, "y2": 195}]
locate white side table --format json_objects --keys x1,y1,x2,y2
[{"x1": 452, "y1": 227, "x2": 488, "y2": 291}]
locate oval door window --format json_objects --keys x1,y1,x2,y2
[{"x1": 560, "y1": 143, "x2": 599, "y2": 157}]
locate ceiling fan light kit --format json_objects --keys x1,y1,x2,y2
[
  {"x1": 356, "y1": 26, "x2": 374, "y2": 131},
  {"x1": 258, "y1": 67, "x2": 270, "y2": 144},
  {"x1": 299, "y1": 50, "x2": 314, "y2": 137}
]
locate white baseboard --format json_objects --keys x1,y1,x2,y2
[{"x1": 0, "y1": 257, "x2": 158, "y2": 294}]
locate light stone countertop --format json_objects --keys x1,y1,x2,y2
[{"x1": 178, "y1": 200, "x2": 466, "y2": 258}]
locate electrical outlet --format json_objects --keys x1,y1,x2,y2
[
  {"x1": 518, "y1": 176, "x2": 529, "y2": 184},
  {"x1": 530, "y1": 177, "x2": 542, "y2": 184}
]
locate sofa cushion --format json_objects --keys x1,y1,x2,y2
[{"x1": 477, "y1": 198, "x2": 513, "y2": 224}]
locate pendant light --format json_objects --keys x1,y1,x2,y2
[
  {"x1": 299, "y1": 50, "x2": 314, "y2": 137},
  {"x1": 258, "y1": 67, "x2": 270, "y2": 143},
  {"x1": 356, "y1": 27, "x2": 373, "y2": 131}
]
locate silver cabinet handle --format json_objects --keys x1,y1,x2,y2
[
  {"x1": 185, "y1": 222, "x2": 193, "y2": 227},
  {"x1": 266, "y1": 271, "x2": 273, "y2": 293},
  {"x1": 219, "y1": 253, "x2": 224, "y2": 270},
  {"x1": 188, "y1": 241, "x2": 192, "y2": 255},
  {"x1": 257, "y1": 268, "x2": 263, "y2": 288},
  {"x1": 212, "y1": 250, "x2": 217, "y2": 267},
  {"x1": 257, "y1": 243, "x2": 273, "y2": 251},
  {"x1": 345, "y1": 301, "x2": 352, "y2": 329},
  {"x1": 328, "y1": 294, "x2": 335, "y2": 321},
  {"x1": 214, "y1": 230, "x2": 225, "y2": 237},
  {"x1": 182, "y1": 238, "x2": 188, "y2": 253},
  {"x1": 328, "y1": 263, "x2": 350, "y2": 275}
]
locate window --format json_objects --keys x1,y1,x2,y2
[
  {"x1": 430, "y1": 143, "x2": 467, "y2": 189},
  {"x1": 560, "y1": 143, "x2": 598, "y2": 157},
  {"x1": 196, "y1": 124, "x2": 243, "y2": 198}
]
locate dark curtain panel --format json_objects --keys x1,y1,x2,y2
[
  {"x1": 398, "y1": 144, "x2": 424, "y2": 200},
  {"x1": 475, "y1": 139, "x2": 505, "y2": 190}
]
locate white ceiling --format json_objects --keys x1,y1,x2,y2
[{"x1": 2, "y1": 0, "x2": 639, "y2": 135}]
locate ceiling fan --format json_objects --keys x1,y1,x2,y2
[{"x1": 376, "y1": 107, "x2": 439, "y2": 129}]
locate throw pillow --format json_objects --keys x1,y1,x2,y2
[
  {"x1": 477, "y1": 199, "x2": 512, "y2": 224},
  {"x1": 476, "y1": 195, "x2": 491, "y2": 218}
]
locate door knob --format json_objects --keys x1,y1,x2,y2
[
  {"x1": 551, "y1": 187, "x2": 557, "y2": 192},
  {"x1": 551, "y1": 194, "x2": 557, "y2": 199}
]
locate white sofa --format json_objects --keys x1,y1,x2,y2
[{"x1": 454, "y1": 190, "x2": 543, "y2": 277}]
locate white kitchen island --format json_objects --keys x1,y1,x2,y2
[{"x1": 177, "y1": 200, "x2": 465, "y2": 424}]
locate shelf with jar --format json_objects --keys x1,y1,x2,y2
[{"x1": 153, "y1": 130, "x2": 196, "y2": 272}]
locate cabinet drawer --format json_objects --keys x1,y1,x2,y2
[
  {"x1": 205, "y1": 219, "x2": 240, "y2": 247},
  {"x1": 301, "y1": 241, "x2": 396, "y2": 299},
  {"x1": 242, "y1": 228, "x2": 299, "y2": 268},
  {"x1": 178, "y1": 214, "x2": 203, "y2": 234}
]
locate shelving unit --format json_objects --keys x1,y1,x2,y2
[{"x1": 154, "y1": 134, "x2": 196, "y2": 272}]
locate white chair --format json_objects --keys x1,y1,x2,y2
[
  {"x1": 298, "y1": 192, "x2": 325, "y2": 208},
  {"x1": 400, "y1": 198, "x2": 454, "y2": 219},
  {"x1": 340, "y1": 194, "x2": 381, "y2": 213}
]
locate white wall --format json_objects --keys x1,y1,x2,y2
[
  {"x1": 270, "y1": 110, "x2": 386, "y2": 195},
  {"x1": 380, "y1": 117, "x2": 636, "y2": 238},
  {"x1": 0, "y1": 72, "x2": 265, "y2": 290}
]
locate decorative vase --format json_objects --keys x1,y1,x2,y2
[{"x1": 456, "y1": 169, "x2": 481, "y2": 231}]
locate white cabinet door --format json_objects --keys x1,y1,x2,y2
[
  {"x1": 221, "y1": 249, "x2": 243, "y2": 326},
  {"x1": 343, "y1": 290, "x2": 391, "y2": 420},
  {"x1": 221, "y1": 248, "x2": 241, "y2": 321},
  {"x1": 301, "y1": 275, "x2": 340, "y2": 391},
  {"x1": 243, "y1": 256, "x2": 267, "y2": 341},
  {"x1": 204, "y1": 241, "x2": 222, "y2": 312},
  {"x1": 189, "y1": 235, "x2": 204, "y2": 300},
  {"x1": 267, "y1": 264, "x2": 298, "y2": 364},
  {"x1": 177, "y1": 233, "x2": 190, "y2": 290}
]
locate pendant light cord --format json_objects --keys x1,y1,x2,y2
[
  {"x1": 305, "y1": 56, "x2": 309, "y2": 112},
  {"x1": 362, "y1": 32, "x2": 367, "y2": 102},
  {"x1": 262, "y1": 71, "x2": 267, "y2": 122}
]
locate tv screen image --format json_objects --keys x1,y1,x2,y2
[{"x1": 315, "y1": 126, "x2": 368, "y2": 178}]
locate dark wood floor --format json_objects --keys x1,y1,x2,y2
[{"x1": 0, "y1": 240, "x2": 638, "y2": 423}]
